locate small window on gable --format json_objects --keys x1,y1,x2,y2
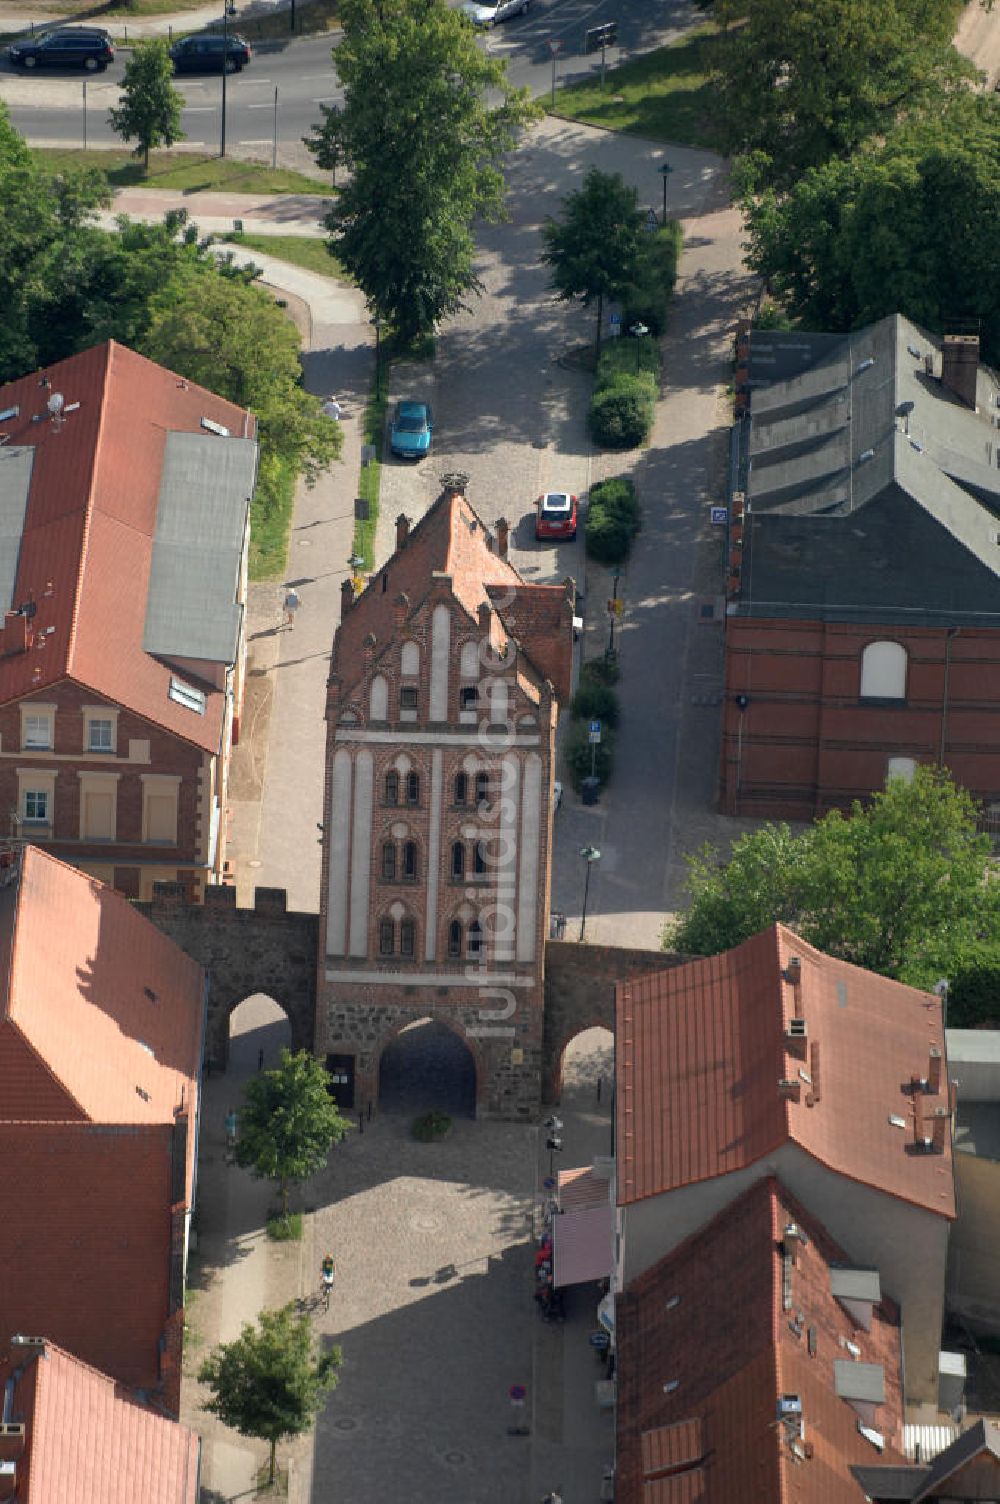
[
  {"x1": 460, "y1": 640, "x2": 480, "y2": 680},
  {"x1": 860, "y1": 641, "x2": 907, "y2": 700},
  {"x1": 378, "y1": 919, "x2": 394, "y2": 956},
  {"x1": 406, "y1": 772, "x2": 420, "y2": 805},
  {"x1": 169, "y1": 675, "x2": 206, "y2": 715},
  {"x1": 381, "y1": 841, "x2": 396, "y2": 880},
  {"x1": 23, "y1": 712, "x2": 52, "y2": 750},
  {"x1": 385, "y1": 771, "x2": 399, "y2": 806},
  {"x1": 454, "y1": 772, "x2": 468, "y2": 806},
  {"x1": 88, "y1": 717, "x2": 114, "y2": 753},
  {"x1": 451, "y1": 841, "x2": 465, "y2": 879},
  {"x1": 447, "y1": 920, "x2": 463, "y2": 958},
  {"x1": 401, "y1": 642, "x2": 420, "y2": 677},
  {"x1": 370, "y1": 674, "x2": 388, "y2": 721}
]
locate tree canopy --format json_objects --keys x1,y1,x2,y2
[
  {"x1": 199, "y1": 1305, "x2": 341, "y2": 1485},
  {"x1": 107, "y1": 39, "x2": 185, "y2": 171},
  {"x1": 321, "y1": 0, "x2": 537, "y2": 341},
  {"x1": 739, "y1": 95, "x2": 1000, "y2": 361},
  {"x1": 667, "y1": 767, "x2": 1000, "y2": 989},
  {"x1": 540, "y1": 167, "x2": 646, "y2": 352},
  {"x1": 235, "y1": 1048, "x2": 350, "y2": 1213},
  {"x1": 712, "y1": 0, "x2": 971, "y2": 189}
]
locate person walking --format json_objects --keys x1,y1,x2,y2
[{"x1": 282, "y1": 586, "x2": 301, "y2": 630}]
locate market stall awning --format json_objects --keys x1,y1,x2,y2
[{"x1": 552, "y1": 1167, "x2": 614, "y2": 1288}]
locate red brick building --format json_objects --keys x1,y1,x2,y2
[
  {"x1": 0, "y1": 342, "x2": 257, "y2": 898},
  {"x1": 0, "y1": 845, "x2": 204, "y2": 1416},
  {"x1": 720, "y1": 317, "x2": 1000, "y2": 818},
  {"x1": 317, "y1": 483, "x2": 575, "y2": 1118},
  {"x1": 0, "y1": 1336, "x2": 200, "y2": 1503}
]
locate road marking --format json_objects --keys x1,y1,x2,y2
[
  {"x1": 312, "y1": 96, "x2": 336, "y2": 103},
  {"x1": 245, "y1": 102, "x2": 274, "y2": 109},
  {"x1": 238, "y1": 138, "x2": 271, "y2": 146},
  {"x1": 182, "y1": 106, "x2": 216, "y2": 113}
]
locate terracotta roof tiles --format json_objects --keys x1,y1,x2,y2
[{"x1": 617, "y1": 925, "x2": 955, "y2": 1217}]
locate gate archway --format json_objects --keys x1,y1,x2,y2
[
  {"x1": 228, "y1": 993, "x2": 293, "y2": 1076},
  {"x1": 378, "y1": 1018, "x2": 477, "y2": 1118}
]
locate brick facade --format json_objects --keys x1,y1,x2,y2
[{"x1": 721, "y1": 618, "x2": 1000, "y2": 819}]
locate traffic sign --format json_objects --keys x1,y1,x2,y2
[
  {"x1": 710, "y1": 506, "x2": 729, "y2": 526},
  {"x1": 547, "y1": 36, "x2": 563, "y2": 55},
  {"x1": 589, "y1": 720, "x2": 602, "y2": 744},
  {"x1": 585, "y1": 20, "x2": 617, "y2": 51},
  {"x1": 609, "y1": 312, "x2": 621, "y2": 325}
]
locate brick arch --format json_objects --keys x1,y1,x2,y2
[
  {"x1": 365, "y1": 1008, "x2": 485, "y2": 1112},
  {"x1": 136, "y1": 885, "x2": 318, "y2": 1070}
]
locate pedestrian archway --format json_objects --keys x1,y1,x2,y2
[
  {"x1": 227, "y1": 993, "x2": 292, "y2": 1077},
  {"x1": 560, "y1": 1026, "x2": 614, "y2": 1106},
  {"x1": 378, "y1": 1017, "x2": 477, "y2": 1118}
]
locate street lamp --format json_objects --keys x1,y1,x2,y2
[
  {"x1": 630, "y1": 321, "x2": 649, "y2": 374},
  {"x1": 220, "y1": 0, "x2": 236, "y2": 158},
  {"x1": 658, "y1": 160, "x2": 673, "y2": 225},
  {"x1": 546, "y1": 1133, "x2": 563, "y2": 1179},
  {"x1": 579, "y1": 845, "x2": 601, "y2": 942}
]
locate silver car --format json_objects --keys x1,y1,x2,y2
[{"x1": 461, "y1": 0, "x2": 530, "y2": 25}]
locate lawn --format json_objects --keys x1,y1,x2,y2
[
  {"x1": 355, "y1": 384, "x2": 387, "y2": 571},
  {"x1": 552, "y1": 23, "x2": 724, "y2": 150},
  {"x1": 220, "y1": 231, "x2": 346, "y2": 281},
  {"x1": 31, "y1": 148, "x2": 330, "y2": 196}
]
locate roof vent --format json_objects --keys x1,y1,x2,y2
[
  {"x1": 841, "y1": 1338, "x2": 861, "y2": 1358},
  {"x1": 201, "y1": 417, "x2": 230, "y2": 438},
  {"x1": 783, "y1": 956, "x2": 801, "y2": 985},
  {"x1": 0, "y1": 406, "x2": 18, "y2": 423},
  {"x1": 787, "y1": 1017, "x2": 807, "y2": 1039},
  {"x1": 856, "y1": 358, "x2": 875, "y2": 374},
  {"x1": 889, "y1": 1114, "x2": 906, "y2": 1129},
  {"x1": 665, "y1": 1295, "x2": 680, "y2": 1311},
  {"x1": 662, "y1": 1380, "x2": 680, "y2": 1394},
  {"x1": 858, "y1": 1423, "x2": 885, "y2": 1451},
  {"x1": 778, "y1": 1395, "x2": 802, "y2": 1417},
  {"x1": 10, "y1": 1336, "x2": 45, "y2": 1349}
]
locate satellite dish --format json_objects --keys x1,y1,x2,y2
[{"x1": 47, "y1": 393, "x2": 65, "y2": 416}]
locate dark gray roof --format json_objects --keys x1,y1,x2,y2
[
  {"x1": 830, "y1": 1267, "x2": 881, "y2": 1303},
  {"x1": 0, "y1": 446, "x2": 33, "y2": 613},
  {"x1": 913, "y1": 1418, "x2": 1000, "y2": 1501},
  {"x1": 833, "y1": 1360, "x2": 886, "y2": 1404},
  {"x1": 849, "y1": 1463, "x2": 925, "y2": 1500},
  {"x1": 735, "y1": 316, "x2": 1000, "y2": 625},
  {"x1": 143, "y1": 432, "x2": 256, "y2": 666}
]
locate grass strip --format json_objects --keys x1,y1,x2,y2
[
  {"x1": 249, "y1": 453, "x2": 297, "y2": 581},
  {"x1": 354, "y1": 381, "x2": 387, "y2": 572},
  {"x1": 220, "y1": 231, "x2": 346, "y2": 281},
  {"x1": 552, "y1": 24, "x2": 722, "y2": 149},
  {"x1": 31, "y1": 147, "x2": 330, "y2": 196}
]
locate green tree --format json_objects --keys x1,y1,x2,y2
[
  {"x1": 107, "y1": 39, "x2": 185, "y2": 172},
  {"x1": 740, "y1": 96, "x2": 1000, "y2": 361},
  {"x1": 199, "y1": 1305, "x2": 341, "y2": 1486},
  {"x1": 713, "y1": 0, "x2": 972, "y2": 188},
  {"x1": 302, "y1": 102, "x2": 342, "y2": 187},
  {"x1": 233, "y1": 1048, "x2": 349, "y2": 1213},
  {"x1": 667, "y1": 767, "x2": 1000, "y2": 986},
  {"x1": 323, "y1": 0, "x2": 537, "y2": 343},
  {"x1": 540, "y1": 168, "x2": 646, "y2": 354}
]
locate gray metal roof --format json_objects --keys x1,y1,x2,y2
[
  {"x1": 144, "y1": 432, "x2": 256, "y2": 666},
  {"x1": 849, "y1": 1463, "x2": 925, "y2": 1500},
  {"x1": 830, "y1": 1267, "x2": 881, "y2": 1303},
  {"x1": 0, "y1": 446, "x2": 33, "y2": 613},
  {"x1": 913, "y1": 1418, "x2": 1000, "y2": 1501},
  {"x1": 736, "y1": 316, "x2": 1000, "y2": 625},
  {"x1": 833, "y1": 1359, "x2": 886, "y2": 1403}
]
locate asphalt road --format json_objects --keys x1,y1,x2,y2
[{"x1": 0, "y1": 0, "x2": 693, "y2": 153}]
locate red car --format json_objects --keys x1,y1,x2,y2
[{"x1": 535, "y1": 492, "x2": 578, "y2": 541}]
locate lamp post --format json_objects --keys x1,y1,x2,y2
[
  {"x1": 220, "y1": 0, "x2": 235, "y2": 158},
  {"x1": 658, "y1": 160, "x2": 673, "y2": 225},
  {"x1": 629, "y1": 321, "x2": 649, "y2": 374},
  {"x1": 579, "y1": 845, "x2": 601, "y2": 942}
]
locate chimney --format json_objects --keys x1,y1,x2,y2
[
  {"x1": 478, "y1": 602, "x2": 492, "y2": 634},
  {"x1": 809, "y1": 1041, "x2": 822, "y2": 1104},
  {"x1": 928, "y1": 1046, "x2": 943, "y2": 1094},
  {"x1": 778, "y1": 1078, "x2": 802, "y2": 1103},
  {"x1": 340, "y1": 577, "x2": 355, "y2": 619},
  {"x1": 0, "y1": 612, "x2": 29, "y2": 659},
  {"x1": 496, "y1": 517, "x2": 509, "y2": 560},
  {"x1": 932, "y1": 1111, "x2": 949, "y2": 1154},
  {"x1": 940, "y1": 334, "x2": 979, "y2": 409},
  {"x1": 394, "y1": 590, "x2": 410, "y2": 628},
  {"x1": 0, "y1": 1426, "x2": 25, "y2": 1465},
  {"x1": 395, "y1": 513, "x2": 409, "y2": 550}
]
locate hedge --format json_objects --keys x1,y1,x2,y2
[
  {"x1": 585, "y1": 475, "x2": 641, "y2": 566},
  {"x1": 571, "y1": 679, "x2": 621, "y2": 729},
  {"x1": 564, "y1": 718, "x2": 616, "y2": 792}
]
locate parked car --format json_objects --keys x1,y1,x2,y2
[
  {"x1": 389, "y1": 401, "x2": 433, "y2": 460},
  {"x1": 8, "y1": 27, "x2": 114, "y2": 71},
  {"x1": 535, "y1": 492, "x2": 578, "y2": 541},
  {"x1": 169, "y1": 33, "x2": 252, "y2": 73},
  {"x1": 461, "y1": 0, "x2": 530, "y2": 24}
]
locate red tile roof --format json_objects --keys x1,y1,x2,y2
[
  {"x1": 616, "y1": 925, "x2": 955, "y2": 1218},
  {"x1": 0, "y1": 1337, "x2": 199, "y2": 1503},
  {"x1": 0, "y1": 341, "x2": 256, "y2": 752},
  {"x1": 0, "y1": 845, "x2": 204, "y2": 1124},
  {"x1": 0, "y1": 846, "x2": 203, "y2": 1409},
  {"x1": 333, "y1": 486, "x2": 574, "y2": 701},
  {"x1": 616, "y1": 1177, "x2": 905, "y2": 1504}
]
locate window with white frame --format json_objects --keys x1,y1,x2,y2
[
  {"x1": 87, "y1": 717, "x2": 114, "y2": 752},
  {"x1": 860, "y1": 641, "x2": 907, "y2": 700},
  {"x1": 23, "y1": 789, "x2": 49, "y2": 823},
  {"x1": 21, "y1": 707, "x2": 54, "y2": 750},
  {"x1": 16, "y1": 768, "x2": 56, "y2": 834}
]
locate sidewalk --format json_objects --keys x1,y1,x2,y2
[{"x1": 101, "y1": 188, "x2": 332, "y2": 238}]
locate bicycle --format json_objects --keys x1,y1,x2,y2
[{"x1": 320, "y1": 1273, "x2": 334, "y2": 1312}]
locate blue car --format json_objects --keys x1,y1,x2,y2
[{"x1": 390, "y1": 400, "x2": 433, "y2": 460}]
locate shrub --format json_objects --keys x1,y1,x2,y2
[
  {"x1": 412, "y1": 1110, "x2": 453, "y2": 1141},
  {"x1": 596, "y1": 340, "x2": 660, "y2": 389},
  {"x1": 586, "y1": 474, "x2": 642, "y2": 564},
  {"x1": 591, "y1": 475, "x2": 640, "y2": 529},
  {"x1": 944, "y1": 942, "x2": 1000, "y2": 1028},
  {"x1": 590, "y1": 379, "x2": 655, "y2": 449},
  {"x1": 572, "y1": 680, "x2": 620, "y2": 729},
  {"x1": 621, "y1": 222, "x2": 682, "y2": 336},
  {"x1": 581, "y1": 655, "x2": 620, "y2": 687},
  {"x1": 266, "y1": 1212, "x2": 304, "y2": 1242},
  {"x1": 564, "y1": 719, "x2": 615, "y2": 792}
]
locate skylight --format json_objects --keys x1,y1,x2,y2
[{"x1": 169, "y1": 675, "x2": 206, "y2": 715}]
